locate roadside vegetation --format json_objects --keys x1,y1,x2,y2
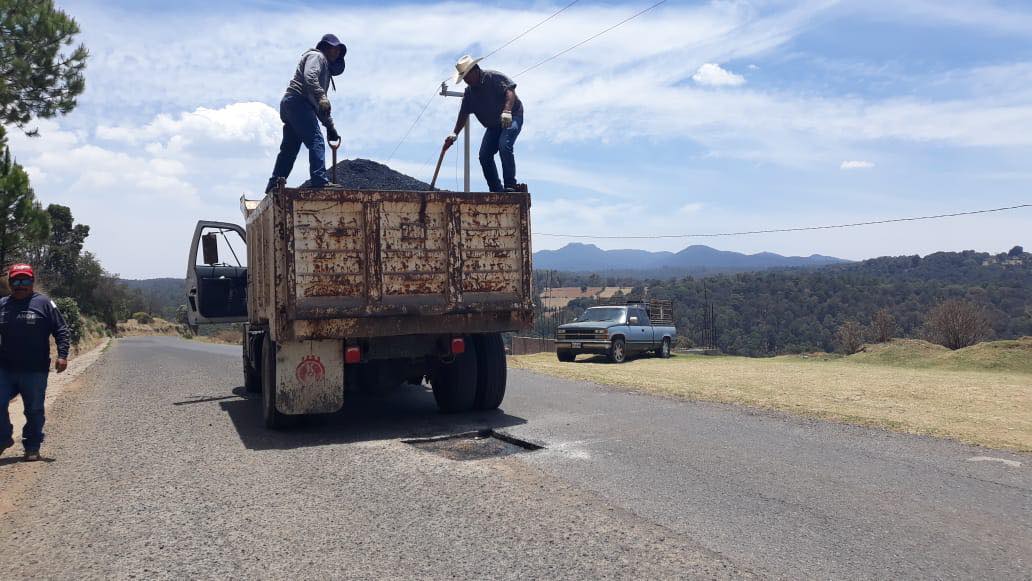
[
  {"x1": 534, "y1": 249, "x2": 1031, "y2": 356},
  {"x1": 510, "y1": 337, "x2": 1032, "y2": 451}
]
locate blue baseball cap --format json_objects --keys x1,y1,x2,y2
[{"x1": 317, "y1": 34, "x2": 344, "y2": 49}]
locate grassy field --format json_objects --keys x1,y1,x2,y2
[{"x1": 510, "y1": 338, "x2": 1032, "y2": 452}]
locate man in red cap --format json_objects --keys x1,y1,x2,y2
[{"x1": 0, "y1": 264, "x2": 70, "y2": 461}]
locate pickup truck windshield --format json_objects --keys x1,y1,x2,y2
[{"x1": 576, "y1": 307, "x2": 625, "y2": 323}]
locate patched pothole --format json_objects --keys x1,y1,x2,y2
[{"x1": 403, "y1": 429, "x2": 543, "y2": 461}]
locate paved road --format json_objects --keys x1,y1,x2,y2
[{"x1": 1, "y1": 337, "x2": 1029, "y2": 579}]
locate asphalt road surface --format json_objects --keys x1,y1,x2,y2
[{"x1": 0, "y1": 337, "x2": 1028, "y2": 579}]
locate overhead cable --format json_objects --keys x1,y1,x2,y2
[
  {"x1": 515, "y1": 0, "x2": 669, "y2": 78},
  {"x1": 481, "y1": 0, "x2": 581, "y2": 61},
  {"x1": 385, "y1": 1, "x2": 582, "y2": 163},
  {"x1": 535, "y1": 204, "x2": 1031, "y2": 239}
]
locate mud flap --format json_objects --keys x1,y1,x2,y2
[{"x1": 275, "y1": 340, "x2": 345, "y2": 415}]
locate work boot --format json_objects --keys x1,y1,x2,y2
[
  {"x1": 23, "y1": 449, "x2": 41, "y2": 462},
  {"x1": 1, "y1": 438, "x2": 13, "y2": 456},
  {"x1": 265, "y1": 177, "x2": 285, "y2": 194}
]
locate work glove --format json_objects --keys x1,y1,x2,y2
[
  {"x1": 326, "y1": 127, "x2": 340, "y2": 143},
  {"x1": 500, "y1": 111, "x2": 513, "y2": 128},
  {"x1": 318, "y1": 96, "x2": 332, "y2": 116}
]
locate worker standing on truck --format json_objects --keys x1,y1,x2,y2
[
  {"x1": 266, "y1": 34, "x2": 347, "y2": 193},
  {"x1": 444, "y1": 55, "x2": 524, "y2": 193},
  {"x1": 0, "y1": 264, "x2": 70, "y2": 462}
]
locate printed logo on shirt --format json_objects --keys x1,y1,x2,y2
[{"x1": 17, "y1": 311, "x2": 40, "y2": 325}]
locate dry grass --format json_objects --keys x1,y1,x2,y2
[{"x1": 510, "y1": 343, "x2": 1032, "y2": 452}]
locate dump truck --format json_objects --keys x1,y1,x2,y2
[{"x1": 185, "y1": 184, "x2": 533, "y2": 428}]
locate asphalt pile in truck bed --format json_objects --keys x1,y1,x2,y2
[{"x1": 302, "y1": 158, "x2": 436, "y2": 191}]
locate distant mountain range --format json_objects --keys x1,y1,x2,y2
[{"x1": 532, "y1": 243, "x2": 848, "y2": 274}]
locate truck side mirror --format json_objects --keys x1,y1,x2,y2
[
  {"x1": 629, "y1": 316, "x2": 639, "y2": 325},
  {"x1": 201, "y1": 233, "x2": 220, "y2": 265}
]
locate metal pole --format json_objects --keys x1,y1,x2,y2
[
  {"x1": 463, "y1": 115, "x2": 471, "y2": 192},
  {"x1": 440, "y1": 81, "x2": 471, "y2": 193}
]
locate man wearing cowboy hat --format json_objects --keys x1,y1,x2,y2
[
  {"x1": 444, "y1": 55, "x2": 524, "y2": 193},
  {"x1": 0, "y1": 264, "x2": 70, "y2": 462},
  {"x1": 266, "y1": 34, "x2": 347, "y2": 193}
]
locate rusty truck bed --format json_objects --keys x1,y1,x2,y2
[{"x1": 246, "y1": 187, "x2": 534, "y2": 341}]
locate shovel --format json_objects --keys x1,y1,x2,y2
[
  {"x1": 429, "y1": 143, "x2": 448, "y2": 190},
  {"x1": 329, "y1": 138, "x2": 341, "y2": 184}
]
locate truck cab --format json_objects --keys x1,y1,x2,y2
[{"x1": 555, "y1": 300, "x2": 675, "y2": 363}]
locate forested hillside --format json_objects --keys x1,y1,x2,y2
[{"x1": 635, "y1": 248, "x2": 1031, "y2": 356}]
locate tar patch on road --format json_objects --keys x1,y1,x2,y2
[{"x1": 404, "y1": 429, "x2": 543, "y2": 461}]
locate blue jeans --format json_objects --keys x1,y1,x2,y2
[
  {"x1": 268, "y1": 94, "x2": 330, "y2": 190},
  {"x1": 479, "y1": 116, "x2": 522, "y2": 192},
  {"x1": 0, "y1": 369, "x2": 50, "y2": 451}
]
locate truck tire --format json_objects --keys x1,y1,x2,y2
[
  {"x1": 557, "y1": 351, "x2": 575, "y2": 362},
  {"x1": 656, "y1": 338, "x2": 671, "y2": 359},
  {"x1": 261, "y1": 335, "x2": 296, "y2": 429},
  {"x1": 243, "y1": 339, "x2": 262, "y2": 393},
  {"x1": 608, "y1": 337, "x2": 626, "y2": 364},
  {"x1": 473, "y1": 333, "x2": 506, "y2": 410},
  {"x1": 431, "y1": 336, "x2": 478, "y2": 413}
]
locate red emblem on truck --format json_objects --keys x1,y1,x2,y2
[{"x1": 295, "y1": 354, "x2": 325, "y2": 385}]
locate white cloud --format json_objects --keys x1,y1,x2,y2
[
  {"x1": 692, "y1": 63, "x2": 746, "y2": 87},
  {"x1": 840, "y1": 160, "x2": 875, "y2": 170}
]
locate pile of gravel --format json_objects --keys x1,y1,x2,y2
[{"x1": 302, "y1": 158, "x2": 436, "y2": 191}]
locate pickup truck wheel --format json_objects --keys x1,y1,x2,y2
[
  {"x1": 261, "y1": 335, "x2": 297, "y2": 429},
  {"x1": 656, "y1": 338, "x2": 671, "y2": 359},
  {"x1": 557, "y1": 350, "x2": 575, "y2": 363},
  {"x1": 473, "y1": 333, "x2": 506, "y2": 410},
  {"x1": 431, "y1": 336, "x2": 478, "y2": 413},
  {"x1": 608, "y1": 338, "x2": 626, "y2": 364},
  {"x1": 243, "y1": 340, "x2": 262, "y2": 393}
]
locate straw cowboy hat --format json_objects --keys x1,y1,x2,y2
[{"x1": 453, "y1": 55, "x2": 483, "y2": 85}]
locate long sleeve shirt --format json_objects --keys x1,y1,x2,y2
[
  {"x1": 0, "y1": 292, "x2": 70, "y2": 372},
  {"x1": 285, "y1": 49, "x2": 336, "y2": 130}
]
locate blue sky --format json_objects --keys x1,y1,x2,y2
[{"x1": 6, "y1": 0, "x2": 1031, "y2": 277}]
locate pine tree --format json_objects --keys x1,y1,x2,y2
[
  {"x1": 0, "y1": 0, "x2": 89, "y2": 132},
  {"x1": 0, "y1": 127, "x2": 51, "y2": 267}
]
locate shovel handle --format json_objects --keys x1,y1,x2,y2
[
  {"x1": 329, "y1": 138, "x2": 341, "y2": 183},
  {"x1": 429, "y1": 144, "x2": 448, "y2": 190}
]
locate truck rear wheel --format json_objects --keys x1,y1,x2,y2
[
  {"x1": 608, "y1": 337, "x2": 626, "y2": 364},
  {"x1": 557, "y1": 351, "x2": 575, "y2": 362},
  {"x1": 261, "y1": 335, "x2": 296, "y2": 429},
  {"x1": 243, "y1": 339, "x2": 262, "y2": 393},
  {"x1": 431, "y1": 336, "x2": 478, "y2": 413},
  {"x1": 473, "y1": 333, "x2": 506, "y2": 410},
  {"x1": 656, "y1": 338, "x2": 671, "y2": 359}
]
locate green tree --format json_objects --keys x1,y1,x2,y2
[
  {"x1": 0, "y1": 0, "x2": 88, "y2": 132},
  {"x1": 40, "y1": 203, "x2": 89, "y2": 293},
  {"x1": 0, "y1": 128, "x2": 50, "y2": 267},
  {"x1": 52, "y1": 296, "x2": 82, "y2": 346}
]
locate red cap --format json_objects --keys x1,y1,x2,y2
[{"x1": 8, "y1": 264, "x2": 33, "y2": 279}]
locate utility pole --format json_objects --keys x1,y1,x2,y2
[{"x1": 440, "y1": 81, "x2": 470, "y2": 192}]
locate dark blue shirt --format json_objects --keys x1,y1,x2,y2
[
  {"x1": 0, "y1": 292, "x2": 70, "y2": 372},
  {"x1": 459, "y1": 69, "x2": 524, "y2": 129}
]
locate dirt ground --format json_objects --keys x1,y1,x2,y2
[{"x1": 510, "y1": 343, "x2": 1032, "y2": 451}]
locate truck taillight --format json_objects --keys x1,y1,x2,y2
[
  {"x1": 451, "y1": 337, "x2": 465, "y2": 355},
  {"x1": 345, "y1": 345, "x2": 361, "y2": 364}
]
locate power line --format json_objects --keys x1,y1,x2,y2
[
  {"x1": 384, "y1": 1, "x2": 581, "y2": 164},
  {"x1": 384, "y1": 86, "x2": 441, "y2": 164},
  {"x1": 515, "y1": 0, "x2": 668, "y2": 78},
  {"x1": 535, "y1": 204, "x2": 1031, "y2": 239},
  {"x1": 482, "y1": 0, "x2": 581, "y2": 61}
]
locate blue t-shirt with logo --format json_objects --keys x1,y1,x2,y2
[{"x1": 0, "y1": 292, "x2": 70, "y2": 372}]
